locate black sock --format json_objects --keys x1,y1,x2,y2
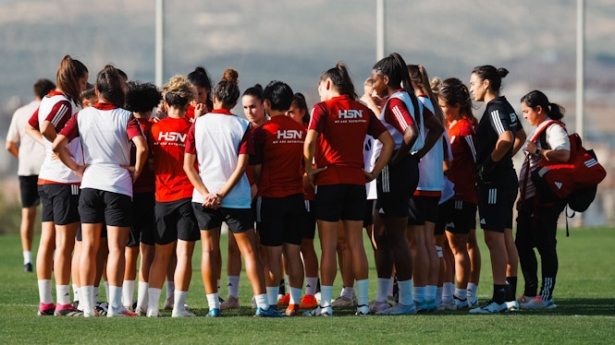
[
  {"x1": 505, "y1": 276, "x2": 518, "y2": 301},
  {"x1": 316, "y1": 278, "x2": 321, "y2": 293},
  {"x1": 278, "y1": 279, "x2": 285, "y2": 296},
  {"x1": 493, "y1": 284, "x2": 507, "y2": 304}
]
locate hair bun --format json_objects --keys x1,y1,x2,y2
[
  {"x1": 430, "y1": 77, "x2": 442, "y2": 91},
  {"x1": 222, "y1": 69, "x2": 239, "y2": 84},
  {"x1": 497, "y1": 68, "x2": 509, "y2": 78},
  {"x1": 194, "y1": 66, "x2": 206, "y2": 74},
  {"x1": 254, "y1": 84, "x2": 263, "y2": 92}
]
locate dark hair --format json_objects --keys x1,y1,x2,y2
[
  {"x1": 125, "y1": 81, "x2": 162, "y2": 113},
  {"x1": 472, "y1": 65, "x2": 509, "y2": 95},
  {"x1": 263, "y1": 81, "x2": 293, "y2": 112},
  {"x1": 187, "y1": 66, "x2": 213, "y2": 106},
  {"x1": 164, "y1": 75, "x2": 196, "y2": 109},
  {"x1": 56, "y1": 55, "x2": 88, "y2": 107},
  {"x1": 242, "y1": 84, "x2": 264, "y2": 102},
  {"x1": 373, "y1": 53, "x2": 419, "y2": 121},
  {"x1": 33, "y1": 79, "x2": 55, "y2": 99},
  {"x1": 95, "y1": 65, "x2": 125, "y2": 108},
  {"x1": 80, "y1": 83, "x2": 97, "y2": 104},
  {"x1": 117, "y1": 69, "x2": 128, "y2": 81},
  {"x1": 434, "y1": 77, "x2": 476, "y2": 122},
  {"x1": 520, "y1": 90, "x2": 564, "y2": 121},
  {"x1": 291, "y1": 93, "x2": 310, "y2": 124},
  {"x1": 408, "y1": 64, "x2": 444, "y2": 124},
  {"x1": 214, "y1": 69, "x2": 240, "y2": 107},
  {"x1": 319, "y1": 62, "x2": 357, "y2": 99}
]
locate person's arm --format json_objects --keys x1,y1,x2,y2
[
  {"x1": 184, "y1": 152, "x2": 216, "y2": 208},
  {"x1": 512, "y1": 127, "x2": 527, "y2": 156},
  {"x1": 6, "y1": 113, "x2": 20, "y2": 158},
  {"x1": 385, "y1": 98, "x2": 418, "y2": 164},
  {"x1": 25, "y1": 124, "x2": 45, "y2": 146},
  {"x1": 5, "y1": 141, "x2": 18, "y2": 158},
  {"x1": 525, "y1": 124, "x2": 571, "y2": 164},
  {"x1": 52, "y1": 115, "x2": 84, "y2": 177},
  {"x1": 416, "y1": 108, "x2": 445, "y2": 159},
  {"x1": 217, "y1": 153, "x2": 249, "y2": 198},
  {"x1": 366, "y1": 130, "x2": 394, "y2": 182},
  {"x1": 130, "y1": 135, "x2": 148, "y2": 182}
]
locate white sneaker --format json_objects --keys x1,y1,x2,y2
[
  {"x1": 469, "y1": 301, "x2": 507, "y2": 314},
  {"x1": 355, "y1": 305, "x2": 370, "y2": 316},
  {"x1": 331, "y1": 296, "x2": 357, "y2": 308},
  {"x1": 146, "y1": 307, "x2": 161, "y2": 317},
  {"x1": 506, "y1": 300, "x2": 520, "y2": 311},
  {"x1": 172, "y1": 309, "x2": 196, "y2": 317},
  {"x1": 303, "y1": 305, "x2": 332, "y2": 317},
  {"x1": 520, "y1": 296, "x2": 557, "y2": 309},
  {"x1": 134, "y1": 306, "x2": 146, "y2": 316},
  {"x1": 454, "y1": 296, "x2": 469, "y2": 309},
  {"x1": 438, "y1": 300, "x2": 457, "y2": 311}
]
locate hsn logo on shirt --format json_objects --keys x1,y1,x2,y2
[
  {"x1": 158, "y1": 132, "x2": 187, "y2": 142},
  {"x1": 338, "y1": 110, "x2": 363, "y2": 119},
  {"x1": 277, "y1": 130, "x2": 303, "y2": 140}
]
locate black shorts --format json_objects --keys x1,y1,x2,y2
[
  {"x1": 127, "y1": 192, "x2": 156, "y2": 247},
  {"x1": 256, "y1": 194, "x2": 306, "y2": 246},
  {"x1": 76, "y1": 222, "x2": 108, "y2": 241},
  {"x1": 303, "y1": 200, "x2": 317, "y2": 240},
  {"x1": 39, "y1": 184, "x2": 80, "y2": 225},
  {"x1": 193, "y1": 204, "x2": 254, "y2": 234},
  {"x1": 435, "y1": 199, "x2": 454, "y2": 236},
  {"x1": 408, "y1": 195, "x2": 440, "y2": 226},
  {"x1": 79, "y1": 188, "x2": 132, "y2": 227},
  {"x1": 315, "y1": 184, "x2": 366, "y2": 222},
  {"x1": 478, "y1": 175, "x2": 518, "y2": 233},
  {"x1": 376, "y1": 154, "x2": 419, "y2": 218},
  {"x1": 363, "y1": 200, "x2": 375, "y2": 228},
  {"x1": 19, "y1": 175, "x2": 40, "y2": 208},
  {"x1": 446, "y1": 200, "x2": 477, "y2": 235},
  {"x1": 155, "y1": 198, "x2": 199, "y2": 245}
]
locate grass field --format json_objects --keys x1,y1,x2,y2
[{"x1": 0, "y1": 227, "x2": 614, "y2": 344}]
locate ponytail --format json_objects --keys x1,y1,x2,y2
[
  {"x1": 520, "y1": 90, "x2": 565, "y2": 122},
  {"x1": 56, "y1": 55, "x2": 88, "y2": 107},
  {"x1": 373, "y1": 53, "x2": 419, "y2": 123},
  {"x1": 291, "y1": 93, "x2": 310, "y2": 125},
  {"x1": 95, "y1": 65, "x2": 125, "y2": 108},
  {"x1": 320, "y1": 62, "x2": 357, "y2": 99}
]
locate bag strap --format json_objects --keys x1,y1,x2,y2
[{"x1": 530, "y1": 120, "x2": 566, "y2": 143}]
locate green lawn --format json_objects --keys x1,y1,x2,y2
[{"x1": 0, "y1": 227, "x2": 614, "y2": 344}]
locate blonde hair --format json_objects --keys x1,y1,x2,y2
[{"x1": 164, "y1": 75, "x2": 196, "y2": 108}]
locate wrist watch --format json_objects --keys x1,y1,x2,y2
[{"x1": 534, "y1": 147, "x2": 541, "y2": 156}]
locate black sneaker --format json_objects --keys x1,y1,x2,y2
[
  {"x1": 95, "y1": 302, "x2": 108, "y2": 316},
  {"x1": 24, "y1": 263, "x2": 33, "y2": 272},
  {"x1": 55, "y1": 304, "x2": 83, "y2": 316}
]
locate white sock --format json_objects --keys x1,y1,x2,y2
[
  {"x1": 38, "y1": 279, "x2": 53, "y2": 304},
  {"x1": 166, "y1": 281, "x2": 175, "y2": 300},
  {"x1": 467, "y1": 283, "x2": 478, "y2": 300},
  {"x1": 147, "y1": 288, "x2": 162, "y2": 313},
  {"x1": 228, "y1": 276, "x2": 240, "y2": 298},
  {"x1": 320, "y1": 285, "x2": 333, "y2": 308},
  {"x1": 341, "y1": 286, "x2": 355, "y2": 299},
  {"x1": 398, "y1": 279, "x2": 414, "y2": 306},
  {"x1": 305, "y1": 277, "x2": 318, "y2": 295},
  {"x1": 254, "y1": 294, "x2": 269, "y2": 310},
  {"x1": 426, "y1": 285, "x2": 436, "y2": 302},
  {"x1": 72, "y1": 284, "x2": 79, "y2": 302},
  {"x1": 137, "y1": 281, "x2": 149, "y2": 310},
  {"x1": 356, "y1": 279, "x2": 369, "y2": 307},
  {"x1": 56, "y1": 285, "x2": 71, "y2": 306},
  {"x1": 266, "y1": 286, "x2": 278, "y2": 306},
  {"x1": 122, "y1": 280, "x2": 135, "y2": 309},
  {"x1": 376, "y1": 278, "x2": 390, "y2": 302},
  {"x1": 23, "y1": 251, "x2": 32, "y2": 264},
  {"x1": 174, "y1": 290, "x2": 188, "y2": 311},
  {"x1": 388, "y1": 277, "x2": 395, "y2": 297},
  {"x1": 104, "y1": 281, "x2": 109, "y2": 303},
  {"x1": 414, "y1": 286, "x2": 426, "y2": 303},
  {"x1": 207, "y1": 293, "x2": 220, "y2": 310},
  {"x1": 436, "y1": 287, "x2": 443, "y2": 305},
  {"x1": 94, "y1": 287, "x2": 100, "y2": 304},
  {"x1": 455, "y1": 288, "x2": 468, "y2": 300},
  {"x1": 109, "y1": 285, "x2": 123, "y2": 312},
  {"x1": 290, "y1": 287, "x2": 302, "y2": 305},
  {"x1": 443, "y1": 282, "x2": 454, "y2": 303},
  {"x1": 80, "y1": 286, "x2": 94, "y2": 315}
]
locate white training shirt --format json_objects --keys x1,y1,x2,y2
[
  {"x1": 6, "y1": 100, "x2": 45, "y2": 176},
  {"x1": 416, "y1": 96, "x2": 445, "y2": 193},
  {"x1": 186, "y1": 110, "x2": 252, "y2": 209},
  {"x1": 363, "y1": 135, "x2": 378, "y2": 200}
]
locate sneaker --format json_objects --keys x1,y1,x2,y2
[
  {"x1": 71, "y1": 300, "x2": 80, "y2": 309},
  {"x1": 146, "y1": 308, "x2": 161, "y2": 317},
  {"x1": 516, "y1": 294, "x2": 535, "y2": 304},
  {"x1": 285, "y1": 304, "x2": 300, "y2": 316},
  {"x1": 376, "y1": 303, "x2": 417, "y2": 315},
  {"x1": 355, "y1": 304, "x2": 370, "y2": 316},
  {"x1": 520, "y1": 296, "x2": 557, "y2": 309},
  {"x1": 95, "y1": 302, "x2": 108, "y2": 316},
  {"x1": 369, "y1": 300, "x2": 392, "y2": 313},
  {"x1": 468, "y1": 298, "x2": 479, "y2": 307},
  {"x1": 415, "y1": 300, "x2": 434, "y2": 313},
  {"x1": 303, "y1": 305, "x2": 332, "y2": 317},
  {"x1": 469, "y1": 300, "x2": 508, "y2": 314},
  {"x1": 172, "y1": 309, "x2": 196, "y2": 317},
  {"x1": 135, "y1": 306, "x2": 146, "y2": 316},
  {"x1": 299, "y1": 294, "x2": 318, "y2": 309},
  {"x1": 206, "y1": 308, "x2": 221, "y2": 317},
  {"x1": 37, "y1": 302, "x2": 55, "y2": 316},
  {"x1": 425, "y1": 300, "x2": 437, "y2": 312},
  {"x1": 438, "y1": 300, "x2": 457, "y2": 311},
  {"x1": 314, "y1": 292, "x2": 321, "y2": 304},
  {"x1": 277, "y1": 293, "x2": 290, "y2": 307},
  {"x1": 255, "y1": 306, "x2": 285, "y2": 317},
  {"x1": 108, "y1": 306, "x2": 138, "y2": 317},
  {"x1": 220, "y1": 296, "x2": 240, "y2": 310},
  {"x1": 24, "y1": 263, "x2": 33, "y2": 272},
  {"x1": 506, "y1": 300, "x2": 520, "y2": 311},
  {"x1": 454, "y1": 295, "x2": 469, "y2": 309},
  {"x1": 331, "y1": 295, "x2": 357, "y2": 308},
  {"x1": 54, "y1": 304, "x2": 83, "y2": 316}
]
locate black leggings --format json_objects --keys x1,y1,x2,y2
[{"x1": 515, "y1": 196, "x2": 566, "y2": 300}]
